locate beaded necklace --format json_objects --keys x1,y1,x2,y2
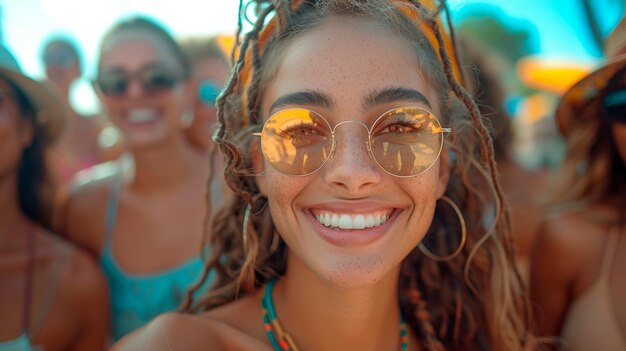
[{"x1": 261, "y1": 278, "x2": 410, "y2": 351}]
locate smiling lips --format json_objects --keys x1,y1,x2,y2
[
  {"x1": 126, "y1": 108, "x2": 159, "y2": 124},
  {"x1": 311, "y1": 210, "x2": 392, "y2": 230}
]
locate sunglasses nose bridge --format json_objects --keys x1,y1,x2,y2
[
  {"x1": 328, "y1": 120, "x2": 374, "y2": 163},
  {"x1": 124, "y1": 75, "x2": 146, "y2": 97}
]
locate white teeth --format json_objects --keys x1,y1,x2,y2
[
  {"x1": 127, "y1": 109, "x2": 157, "y2": 123},
  {"x1": 353, "y1": 215, "x2": 366, "y2": 229},
  {"x1": 339, "y1": 214, "x2": 352, "y2": 229},
  {"x1": 365, "y1": 215, "x2": 375, "y2": 227},
  {"x1": 313, "y1": 210, "x2": 391, "y2": 229},
  {"x1": 331, "y1": 214, "x2": 340, "y2": 227}
]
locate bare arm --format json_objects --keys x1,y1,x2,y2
[
  {"x1": 65, "y1": 249, "x2": 111, "y2": 351},
  {"x1": 54, "y1": 180, "x2": 109, "y2": 257},
  {"x1": 529, "y1": 219, "x2": 580, "y2": 341}
]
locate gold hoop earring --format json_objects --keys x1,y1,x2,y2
[
  {"x1": 242, "y1": 194, "x2": 267, "y2": 255},
  {"x1": 419, "y1": 195, "x2": 467, "y2": 262}
]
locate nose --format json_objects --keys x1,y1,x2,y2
[
  {"x1": 125, "y1": 77, "x2": 144, "y2": 98},
  {"x1": 323, "y1": 121, "x2": 381, "y2": 193}
]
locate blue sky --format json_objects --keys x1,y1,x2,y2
[
  {"x1": 0, "y1": 0, "x2": 622, "y2": 113},
  {"x1": 449, "y1": 0, "x2": 623, "y2": 59}
]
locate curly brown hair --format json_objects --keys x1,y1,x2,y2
[{"x1": 183, "y1": 1, "x2": 537, "y2": 350}]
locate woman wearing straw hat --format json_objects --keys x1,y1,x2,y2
[
  {"x1": 0, "y1": 45, "x2": 109, "y2": 350},
  {"x1": 530, "y1": 17, "x2": 626, "y2": 351}
]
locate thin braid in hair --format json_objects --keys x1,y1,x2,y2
[
  {"x1": 407, "y1": 3, "x2": 534, "y2": 348},
  {"x1": 410, "y1": 0, "x2": 504, "y2": 212},
  {"x1": 180, "y1": 0, "x2": 265, "y2": 311}
]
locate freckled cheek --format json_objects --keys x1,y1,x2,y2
[
  {"x1": 403, "y1": 173, "x2": 440, "y2": 209},
  {"x1": 264, "y1": 175, "x2": 309, "y2": 219}
]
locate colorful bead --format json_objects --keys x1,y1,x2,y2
[{"x1": 261, "y1": 277, "x2": 409, "y2": 351}]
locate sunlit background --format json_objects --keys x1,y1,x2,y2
[{"x1": 0, "y1": 0, "x2": 623, "y2": 125}]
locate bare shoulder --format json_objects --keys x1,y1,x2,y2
[
  {"x1": 31, "y1": 232, "x2": 109, "y2": 348},
  {"x1": 537, "y1": 211, "x2": 607, "y2": 259},
  {"x1": 58, "y1": 243, "x2": 108, "y2": 297},
  {"x1": 46, "y1": 236, "x2": 109, "y2": 311},
  {"x1": 57, "y1": 171, "x2": 117, "y2": 255},
  {"x1": 531, "y1": 210, "x2": 608, "y2": 288},
  {"x1": 202, "y1": 293, "x2": 266, "y2": 339},
  {"x1": 112, "y1": 313, "x2": 222, "y2": 351},
  {"x1": 114, "y1": 296, "x2": 270, "y2": 351}
]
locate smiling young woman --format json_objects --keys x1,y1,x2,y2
[
  {"x1": 112, "y1": 1, "x2": 538, "y2": 350},
  {"x1": 56, "y1": 17, "x2": 215, "y2": 342}
]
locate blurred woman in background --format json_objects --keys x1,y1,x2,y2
[
  {"x1": 41, "y1": 37, "x2": 124, "y2": 185},
  {"x1": 57, "y1": 16, "x2": 213, "y2": 341},
  {"x1": 530, "y1": 17, "x2": 626, "y2": 351},
  {"x1": 0, "y1": 45, "x2": 109, "y2": 350}
]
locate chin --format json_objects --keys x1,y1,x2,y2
[
  {"x1": 127, "y1": 131, "x2": 170, "y2": 148},
  {"x1": 314, "y1": 254, "x2": 398, "y2": 289}
]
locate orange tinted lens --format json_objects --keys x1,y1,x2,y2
[
  {"x1": 260, "y1": 109, "x2": 332, "y2": 175},
  {"x1": 370, "y1": 107, "x2": 444, "y2": 176}
]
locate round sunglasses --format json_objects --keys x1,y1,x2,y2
[{"x1": 253, "y1": 107, "x2": 451, "y2": 177}]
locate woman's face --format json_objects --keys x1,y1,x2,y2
[
  {"x1": 187, "y1": 56, "x2": 229, "y2": 150},
  {"x1": 256, "y1": 17, "x2": 450, "y2": 288},
  {"x1": 96, "y1": 30, "x2": 190, "y2": 147},
  {"x1": 0, "y1": 78, "x2": 31, "y2": 177}
]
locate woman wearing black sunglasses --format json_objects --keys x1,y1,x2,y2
[
  {"x1": 530, "y1": 17, "x2": 626, "y2": 351},
  {"x1": 57, "y1": 16, "x2": 214, "y2": 341}
]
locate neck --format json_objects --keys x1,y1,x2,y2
[
  {"x1": 0, "y1": 172, "x2": 31, "y2": 249},
  {"x1": 270, "y1": 256, "x2": 411, "y2": 351},
  {"x1": 128, "y1": 137, "x2": 208, "y2": 193}
]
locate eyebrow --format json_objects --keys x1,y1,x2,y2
[
  {"x1": 362, "y1": 87, "x2": 431, "y2": 110},
  {"x1": 269, "y1": 90, "x2": 334, "y2": 112},
  {"x1": 268, "y1": 86, "x2": 431, "y2": 114}
]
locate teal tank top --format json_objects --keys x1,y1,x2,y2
[
  {"x1": 0, "y1": 334, "x2": 36, "y2": 351},
  {"x1": 100, "y1": 175, "x2": 213, "y2": 341}
]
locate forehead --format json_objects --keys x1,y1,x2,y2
[
  {"x1": 99, "y1": 30, "x2": 180, "y2": 70},
  {"x1": 193, "y1": 57, "x2": 229, "y2": 83},
  {"x1": 262, "y1": 16, "x2": 438, "y2": 115}
]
